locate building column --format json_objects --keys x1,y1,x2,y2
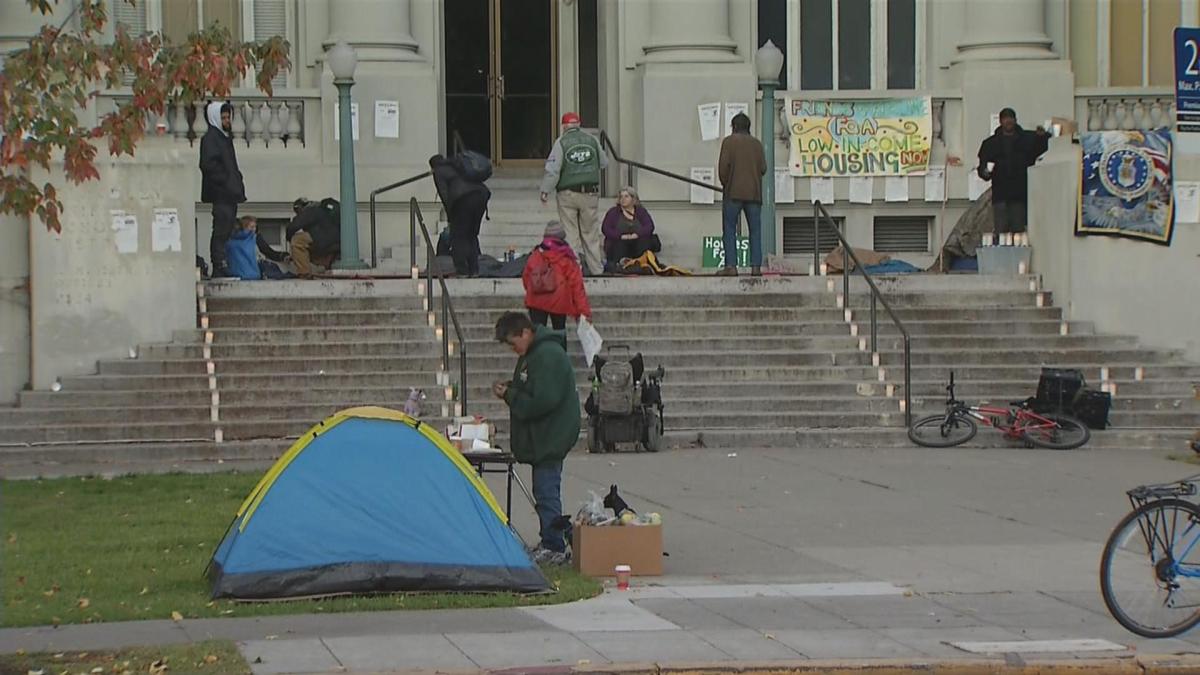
[
  {"x1": 326, "y1": 0, "x2": 420, "y2": 62},
  {"x1": 643, "y1": 0, "x2": 738, "y2": 62},
  {"x1": 954, "y1": 0, "x2": 1056, "y2": 62}
]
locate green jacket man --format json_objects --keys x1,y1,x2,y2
[
  {"x1": 493, "y1": 312, "x2": 580, "y2": 562},
  {"x1": 539, "y1": 112, "x2": 608, "y2": 276}
]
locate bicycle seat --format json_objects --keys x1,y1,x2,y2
[{"x1": 1011, "y1": 397, "x2": 1038, "y2": 409}]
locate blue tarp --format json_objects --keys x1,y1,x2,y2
[{"x1": 863, "y1": 260, "x2": 922, "y2": 275}]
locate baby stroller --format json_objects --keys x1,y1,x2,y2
[{"x1": 584, "y1": 345, "x2": 665, "y2": 453}]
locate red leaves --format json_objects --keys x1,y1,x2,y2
[{"x1": 1, "y1": 1, "x2": 290, "y2": 232}]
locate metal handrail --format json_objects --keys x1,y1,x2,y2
[
  {"x1": 452, "y1": 129, "x2": 467, "y2": 155},
  {"x1": 411, "y1": 196, "x2": 468, "y2": 415},
  {"x1": 813, "y1": 201, "x2": 912, "y2": 427},
  {"x1": 598, "y1": 130, "x2": 722, "y2": 194},
  {"x1": 368, "y1": 171, "x2": 431, "y2": 269}
]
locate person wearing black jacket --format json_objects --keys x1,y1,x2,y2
[
  {"x1": 430, "y1": 154, "x2": 491, "y2": 276},
  {"x1": 976, "y1": 108, "x2": 1049, "y2": 238},
  {"x1": 286, "y1": 197, "x2": 341, "y2": 278},
  {"x1": 199, "y1": 101, "x2": 246, "y2": 276}
]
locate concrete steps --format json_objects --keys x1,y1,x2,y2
[{"x1": 0, "y1": 273, "x2": 1195, "y2": 464}]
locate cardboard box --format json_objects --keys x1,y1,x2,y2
[{"x1": 572, "y1": 524, "x2": 663, "y2": 577}]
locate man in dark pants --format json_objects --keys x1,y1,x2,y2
[
  {"x1": 199, "y1": 101, "x2": 246, "y2": 276},
  {"x1": 976, "y1": 107, "x2": 1049, "y2": 239},
  {"x1": 430, "y1": 154, "x2": 490, "y2": 276}
]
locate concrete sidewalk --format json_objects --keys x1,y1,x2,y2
[{"x1": 5, "y1": 444, "x2": 1200, "y2": 673}]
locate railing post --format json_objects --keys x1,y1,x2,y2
[
  {"x1": 410, "y1": 204, "x2": 418, "y2": 271},
  {"x1": 904, "y1": 337, "x2": 912, "y2": 428},
  {"x1": 812, "y1": 203, "x2": 820, "y2": 273},
  {"x1": 842, "y1": 246, "x2": 850, "y2": 313},
  {"x1": 369, "y1": 192, "x2": 378, "y2": 269},
  {"x1": 442, "y1": 291, "x2": 449, "y2": 372},
  {"x1": 460, "y1": 343, "x2": 468, "y2": 415}
]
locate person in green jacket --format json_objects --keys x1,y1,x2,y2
[{"x1": 493, "y1": 311, "x2": 581, "y2": 564}]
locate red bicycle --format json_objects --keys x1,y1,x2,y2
[{"x1": 908, "y1": 371, "x2": 1091, "y2": 449}]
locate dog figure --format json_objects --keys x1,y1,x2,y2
[
  {"x1": 404, "y1": 387, "x2": 426, "y2": 418},
  {"x1": 603, "y1": 484, "x2": 635, "y2": 517}
]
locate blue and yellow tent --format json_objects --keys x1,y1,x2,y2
[{"x1": 208, "y1": 407, "x2": 549, "y2": 599}]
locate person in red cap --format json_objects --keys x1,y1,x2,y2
[{"x1": 540, "y1": 112, "x2": 608, "y2": 276}]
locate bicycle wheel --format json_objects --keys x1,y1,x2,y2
[
  {"x1": 907, "y1": 413, "x2": 977, "y2": 447},
  {"x1": 1021, "y1": 412, "x2": 1090, "y2": 449},
  {"x1": 1100, "y1": 498, "x2": 1200, "y2": 638}
]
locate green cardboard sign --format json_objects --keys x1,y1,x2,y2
[{"x1": 702, "y1": 236, "x2": 750, "y2": 268}]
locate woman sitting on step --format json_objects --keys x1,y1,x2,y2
[{"x1": 601, "y1": 187, "x2": 660, "y2": 273}]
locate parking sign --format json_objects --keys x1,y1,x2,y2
[{"x1": 1174, "y1": 27, "x2": 1200, "y2": 133}]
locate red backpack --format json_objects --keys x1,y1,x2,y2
[{"x1": 527, "y1": 250, "x2": 558, "y2": 294}]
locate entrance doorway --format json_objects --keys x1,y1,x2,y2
[{"x1": 444, "y1": 0, "x2": 557, "y2": 165}]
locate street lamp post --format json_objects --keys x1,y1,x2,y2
[
  {"x1": 328, "y1": 40, "x2": 368, "y2": 269},
  {"x1": 756, "y1": 40, "x2": 784, "y2": 259}
]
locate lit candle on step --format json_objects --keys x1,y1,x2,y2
[
  {"x1": 898, "y1": 399, "x2": 907, "y2": 413},
  {"x1": 448, "y1": 341, "x2": 456, "y2": 356},
  {"x1": 210, "y1": 406, "x2": 220, "y2": 422},
  {"x1": 196, "y1": 284, "x2": 205, "y2": 298},
  {"x1": 819, "y1": 263, "x2": 828, "y2": 276},
  {"x1": 445, "y1": 385, "x2": 454, "y2": 401},
  {"x1": 214, "y1": 428, "x2": 224, "y2": 443},
  {"x1": 411, "y1": 266, "x2": 419, "y2": 280},
  {"x1": 198, "y1": 298, "x2": 207, "y2": 314},
  {"x1": 1100, "y1": 367, "x2": 1109, "y2": 382},
  {"x1": 886, "y1": 384, "x2": 895, "y2": 397},
  {"x1": 826, "y1": 279, "x2": 835, "y2": 292},
  {"x1": 208, "y1": 376, "x2": 217, "y2": 391},
  {"x1": 454, "y1": 403, "x2": 463, "y2": 417},
  {"x1": 872, "y1": 352, "x2": 880, "y2": 367},
  {"x1": 417, "y1": 281, "x2": 426, "y2": 296},
  {"x1": 205, "y1": 361, "x2": 215, "y2": 375},
  {"x1": 878, "y1": 368, "x2": 887, "y2": 382},
  {"x1": 1036, "y1": 293, "x2": 1045, "y2": 308},
  {"x1": 204, "y1": 331, "x2": 214, "y2": 345},
  {"x1": 1018, "y1": 261, "x2": 1027, "y2": 274},
  {"x1": 1109, "y1": 382, "x2": 1118, "y2": 397},
  {"x1": 1029, "y1": 279, "x2": 1038, "y2": 292},
  {"x1": 1135, "y1": 366, "x2": 1145, "y2": 381},
  {"x1": 844, "y1": 309, "x2": 853, "y2": 323},
  {"x1": 850, "y1": 323, "x2": 858, "y2": 336},
  {"x1": 435, "y1": 327, "x2": 443, "y2": 340},
  {"x1": 836, "y1": 294, "x2": 844, "y2": 309},
  {"x1": 428, "y1": 312, "x2": 436, "y2": 327},
  {"x1": 858, "y1": 338, "x2": 867, "y2": 351},
  {"x1": 808, "y1": 263, "x2": 815, "y2": 276},
  {"x1": 200, "y1": 315, "x2": 209, "y2": 329},
  {"x1": 202, "y1": 345, "x2": 212, "y2": 360},
  {"x1": 211, "y1": 391, "x2": 220, "y2": 406}
]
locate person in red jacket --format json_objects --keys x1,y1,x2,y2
[{"x1": 523, "y1": 221, "x2": 592, "y2": 331}]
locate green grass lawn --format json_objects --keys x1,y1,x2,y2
[
  {"x1": 0, "y1": 640, "x2": 248, "y2": 675},
  {"x1": 1, "y1": 473, "x2": 601, "y2": 628}
]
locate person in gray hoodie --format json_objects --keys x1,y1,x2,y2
[{"x1": 199, "y1": 101, "x2": 247, "y2": 277}]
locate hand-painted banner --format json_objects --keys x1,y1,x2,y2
[
  {"x1": 1077, "y1": 129, "x2": 1174, "y2": 245},
  {"x1": 786, "y1": 98, "x2": 933, "y2": 177}
]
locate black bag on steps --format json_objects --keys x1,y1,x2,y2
[
  {"x1": 1072, "y1": 389, "x2": 1111, "y2": 430},
  {"x1": 1034, "y1": 368, "x2": 1086, "y2": 412}
]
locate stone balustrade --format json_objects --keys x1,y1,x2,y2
[
  {"x1": 1075, "y1": 89, "x2": 1175, "y2": 131},
  {"x1": 103, "y1": 92, "x2": 316, "y2": 147}
]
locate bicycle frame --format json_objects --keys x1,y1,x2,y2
[{"x1": 954, "y1": 404, "x2": 1067, "y2": 440}]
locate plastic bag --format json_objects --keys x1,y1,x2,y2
[
  {"x1": 577, "y1": 317, "x2": 603, "y2": 367},
  {"x1": 574, "y1": 490, "x2": 614, "y2": 527}
]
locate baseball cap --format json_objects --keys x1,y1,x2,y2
[{"x1": 561, "y1": 112, "x2": 581, "y2": 126}]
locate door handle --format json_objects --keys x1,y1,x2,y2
[{"x1": 497, "y1": 75, "x2": 506, "y2": 101}]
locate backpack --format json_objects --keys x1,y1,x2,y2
[
  {"x1": 527, "y1": 251, "x2": 558, "y2": 294},
  {"x1": 598, "y1": 357, "x2": 636, "y2": 415},
  {"x1": 455, "y1": 150, "x2": 493, "y2": 183}
]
